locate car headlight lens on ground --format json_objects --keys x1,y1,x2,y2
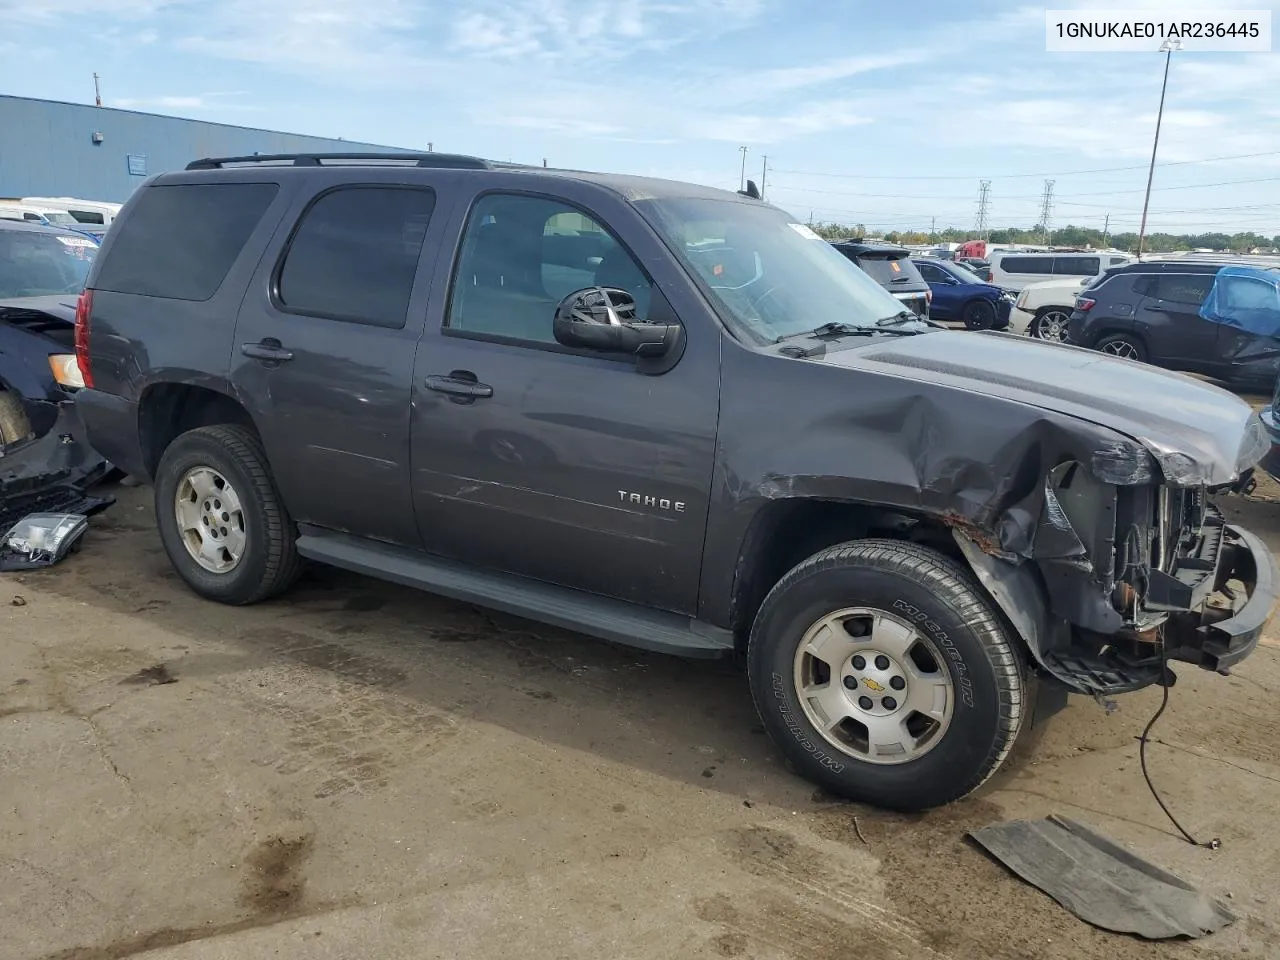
[{"x1": 48, "y1": 354, "x2": 86, "y2": 390}]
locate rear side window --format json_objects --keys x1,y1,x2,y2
[
  {"x1": 276, "y1": 185, "x2": 436, "y2": 328},
  {"x1": 95, "y1": 183, "x2": 278, "y2": 301},
  {"x1": 1000, "y1": 256, "x2": 1052, "y2": 274},
  {"x1": 1108, "y1": 256, "x2": 1129, "y2": 266},
  {"x1": 1139, "y1": 273, "x2": 1214, "y2": 305},
  {"x1": 1053, "y1": 256, "x2": 1100, "y2": 276}
]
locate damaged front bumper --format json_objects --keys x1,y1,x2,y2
[
  {"x1": 1162, "y1": 520, "x2": 1275, "y2": 674},
  {"x1": 956, "y1": 499, "x2": 1275, "y2": 698},
  {"x1": 0, "y1": 399, "x2": 114, "y2": 531}
]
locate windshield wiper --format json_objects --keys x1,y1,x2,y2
[
  {"x1": 776, "y1": 321, "x2": 872, "y2": 342},
  {"x1": 875, "y1": 311, "x2": 926, "y2": 328},
  {"x1": 777, "y1": 320, "x2": 921, "y2": 343}
]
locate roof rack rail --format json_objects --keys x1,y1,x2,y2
[{"x1": 185, "y1": 152, "x2": 493, "y2": 171}]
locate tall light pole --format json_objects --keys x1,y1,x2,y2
[
  {"x1": 1137, "y1": 38, "x2": 1181, "y2": 258},
  {"x1": 738, "y1": 146, "x2": 748, "y2": 191}
]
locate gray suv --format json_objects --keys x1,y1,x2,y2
[{"x1": 74, "y1": 153, "x2": 1275, "y2": 811}]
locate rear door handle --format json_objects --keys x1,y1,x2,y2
[
  {"x1": 425, "y1": 374, "x2": 493, "y2": 399},
  {"x1": 241, "y1": 340, "x2": 295, "y2": 362}
]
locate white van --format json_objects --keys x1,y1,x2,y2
[
  {"x1": 22, "y1": 197, "x2": 122, "y2": 225},
  {"x1": 0, "y1": 201, "x2": 82, "y2": 228},
  {"x1": 989, "y1": 250, "x2": 1133, "y2": 291}
]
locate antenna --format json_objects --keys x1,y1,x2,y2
[{"x1": 974, "y1": 180, "x2": 992, "y2": 240}]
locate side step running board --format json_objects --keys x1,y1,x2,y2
[{"x1": 295, "y1": 527, "x2": 735, "y2": 659}]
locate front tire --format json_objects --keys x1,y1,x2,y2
[
  {"x1": 154, "y1": 424, "x2": 302, "y2": 605},
  {"x1": 962, "y1": 299, "x2": 997, "y2": 331},
  {"x1": 1031, "y1": 307, "x2": 1072, "y2": 342},
  {"x1": 747, "y1": 540, "x2": 1026, "y2": 811}
]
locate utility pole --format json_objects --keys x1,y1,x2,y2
[
  {"x1": 974, "y1": 180, "x2": 992, "y2": 240},
  {"x1": 93, "y1": 72, "x2": 102, "y2": 107},
  {"x1": 1102, "y1": 214, "x2": 1110, "y2": 247},
  {"x1": 427, "y1": 142, "x2": 433, "y2": 151},
  {"x1": 739, "y1": 146, "x2": 748, "y2": 191},
  {"x1": 1038, "y1": 179, "x2": 1056, "y2": 246},
  {"x1": 930, "y1": 216, "x2": 937, "y2": 242},
  {"x1": 1138, "y1": 38, "x2": 1181, "y2": 259},
  {"x1": 760, "y1": 156, "x2": 768, "y2": 200}
]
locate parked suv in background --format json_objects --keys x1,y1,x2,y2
[
  {"x1": 912, "y1": 257, "x2": 1013, "y2": 330},
  {"x1": 990, "y1": 250, "x2": 1133, "y2": 291},
  {"x1": 1010, "y1": 276, "x2": 1091, "y2": 339},
  {"x1": 831, "y1": 240, "x2": 931, "y2": 318},
  {"x1": 74, "y1": 153, "x2": 1274, "y2": 811},
  {"x1": 1067, "y1": 259, "x2": 1280, "y2": 387}
]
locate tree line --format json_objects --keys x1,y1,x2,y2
[{"x1": 805, "y1": 220, "x2": 1279, "y2": 254}]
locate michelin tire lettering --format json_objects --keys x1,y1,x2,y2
[{"x1": 772, "y1": 672, "x2": 846, "y2": 773}]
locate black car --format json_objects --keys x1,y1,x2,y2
[
  {"x1": 74, "y1": 152, "x2": 1274, "y2": 811},
  {"x1": 1067, "y1": 259, "x2": 1280, "y2": 388},
  {"x1": 830, "y1": 240, "x2": 931, "y2": 318},
  {"x1": 0, "y1": 219, "x2": 113, "y2": 527}
]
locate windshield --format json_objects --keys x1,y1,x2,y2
[
  {"x1": 945, "y1": 261, "x2": 986, "y2": 284},
  {"x1": 854, "y1": 254, "x2": 925, "y2": 287},
  {"x1": 39, "y1": 211, "x2": 79, "y2": 226},
  {"x1": 0, "y1": 230, "x2": 98, "y2": 298},
  {"x1": 635, "y1": 197, "x2": 917, "y2": 344}
]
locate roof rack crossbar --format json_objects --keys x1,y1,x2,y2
[{"x1": 185, "y1": 152, "x2": 492, "y2": 171}]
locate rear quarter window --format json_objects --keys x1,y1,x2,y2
[
  {"x1": 1053, "y1": 256, "x2": 1100, "y2": 276},
  {"x1": 94, "y1": 182, "x2": 279, "y2": 301}
]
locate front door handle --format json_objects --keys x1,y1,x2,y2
[
  {"x1": 425, "y1": 373, "x2": 493, "y2": 400},
  {"x1": 241, "y1": 339, "x2": 295, "y2": 362}
]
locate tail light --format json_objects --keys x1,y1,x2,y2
[
  {"x1": 925, "y1": 289, "x2": 933, "y2": 303},
  {"x1": 74, "y1": 289, "x2": 94, "y2": 389},
  {"x1": 1075, "y1": 297, "x2": 1097, "y2": 312}
]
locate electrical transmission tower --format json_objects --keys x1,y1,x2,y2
[
  {"x1": 1038, "y1": 179, "x2": 1056, "y2": 245},
  {"x1": 974, "y1": 180, "x2": 991, "y2": 239}
]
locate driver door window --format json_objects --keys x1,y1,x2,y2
[{"x1": 447, "y1": 195, "x2": 652, "y2": 344}]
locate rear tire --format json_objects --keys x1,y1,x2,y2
[
  {"x1": 1095, "y1": 333, "x2": 1146, "y2": 362},
  {"x1": 747, "y1": 539, "x2": 1026, "y2": 811},
  {"x1": 154, "y1": 424, "x2": 301, "y2": 605}
]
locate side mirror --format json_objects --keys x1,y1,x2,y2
[{"x1": 553, "y1": 287, "x2": 681, "y2": 358}]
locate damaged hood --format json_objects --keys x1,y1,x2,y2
[
  {"x1": 823, "y1": 331, "x2": 1263, "y2": 487},
  {"x1": 0, "y1": 295, "x2": 79, "y2": 347}
]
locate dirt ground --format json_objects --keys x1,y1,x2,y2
[{"x1": 4, "y1": 475, "x2": 1280, "y2": 959}]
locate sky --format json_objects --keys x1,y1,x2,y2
[{"x1": 1, "y1": 0, "x2": 1278, "y2": 235}]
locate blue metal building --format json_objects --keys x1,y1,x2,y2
[{"x1": 0, "y1": 95, "x2": 413, "y2": 203}]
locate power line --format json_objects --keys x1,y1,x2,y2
[{"x1": 769, "y1": 150, "x2": 1280, "y2": 182}]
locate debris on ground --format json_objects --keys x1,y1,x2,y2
[
  {"x1": 0, "y1": 512, "x2": 90, "y2": 571},
  {"x1": 970, "y1": 815, "x2": 1235, "y2": 939},
  {"x1": 122, "y1": 664, "x2": 179, "y2": 686}
]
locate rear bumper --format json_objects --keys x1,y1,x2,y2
[
  {"x1": 75, "y1": 388, "x2": 146, "y2": 480},
  {"x1": 1164, "y1": 522, "x2": 1276, "y2": 673}
]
